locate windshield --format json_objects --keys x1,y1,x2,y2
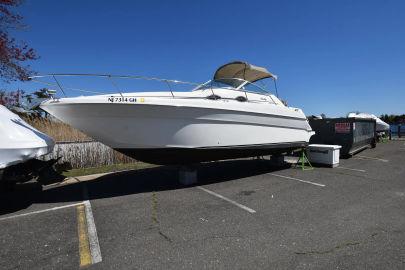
[
  {"x1": 196, "y1": 78, "x2": 274, "y2": 95},
  {"x1": 196, "y1": 78, "x2": 243, "y2": 90},
  {"x1": 239, "y1": 82, "x2": 268, "y2": 94}
]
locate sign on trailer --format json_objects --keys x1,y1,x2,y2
[{"x1": 335, "y1": 122, "x2": 351, "y2": 133}]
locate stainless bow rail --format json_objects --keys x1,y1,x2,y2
[
  {"x1": 29, "y1": 73, "x2": 200, "y2": 98},
  {"x1": 29, "y1": 73, "x2": 279, "y2": 105}
]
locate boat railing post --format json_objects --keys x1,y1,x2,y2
[
  {"x1": 164, "y1": 80, "x2": 175, "y2": 98},
  {"x1": 52, "y1": 75, "x2": 67, "y2": 97},
  {"x1": 239, "y1": 79, "x2": 248, "y2": 101},
  {"x1": 399, "y1": 125, "x2": 401, "y2": 138},
  {"x1": 273, "y1": 78, "x2": 279, "y2": 97},
  {"x1": 108, "y1": 75, "x2": 124, "y2": 98},
  {"x1": 210, "y1": 81, "x2": 215, "y2": 96}
]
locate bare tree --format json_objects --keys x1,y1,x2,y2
[{"x1": 0, "y1": 0, "x2": 37, "y2": 82}]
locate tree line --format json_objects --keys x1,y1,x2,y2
[
  {"x1": 0, "y1": 88, "x2": 52, "y2": 117},
  {"x1": 380, "y1": 114, "x2": 405, "y2": 125}
]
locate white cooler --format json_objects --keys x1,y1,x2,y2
[{"x1": 306, "y1": 144, "x2": 342, "y2": 167}]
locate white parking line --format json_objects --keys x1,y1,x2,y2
[
  {"x1": 337, "y1": 166, "x2": 366, "y2": 173},
  {"x1": 82, "y1": 184, "x2": 102, "y2": 264},
  {"x1": 0, "y1": 202, "x2": 84, "y2": 221},
  {"x1": 354, "y1": 155, "x2": 389, "y2": 162},
  {"x1": 197, "y1": 186, "x2": 256, "y2": 213},
  {"x1": 269, "y1": 173, "x2": 325, "y2": 187}
]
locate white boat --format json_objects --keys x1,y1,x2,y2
[
  {"x1": 39, "y1": 61, "x2": 314, "y2": 165},
  {"x1": 0, "y1": 105, "x2": 55, "y2": 183},
  {"x1": 0, "y1": 105, "x2": 54, "y2": 170},
  {"x1": 347, "y1": 112, "x2": 390, "y2": 132}
]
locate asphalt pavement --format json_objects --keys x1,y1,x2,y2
[{"x1": 0, "y1": 141, "x2": 404, "y2": 269}]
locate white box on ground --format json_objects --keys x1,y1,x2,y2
[{"x1": 306, "y1": 144, "x2": 342, "y2": 167}]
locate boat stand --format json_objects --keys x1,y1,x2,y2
[
  {"x1": 294, "y1": 148, "x2": 313, "y2": 171},
  {"x1": 269, "y1": 155, "x2": 285, "y2": 166},
  {"x1": 178, "y1": 165, "x2": 198, "y2": 185}
]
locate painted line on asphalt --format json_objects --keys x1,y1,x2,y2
[
  {"x1": 354, "y1": 155, "x2": 389, "y2": 162},
  {"x1": 337, "y1": 166, "x2": 366, "y2": 173},
  {"x1": 197, "y1": 186, "x2": 256, "y2": 213},
  {"x1": 77, "y1": 204, "x2": 92, "y2": 267},
  {"x1": 0, "y1": 202, "x2": 84, "y2": 221},
  {"x1": 81, "y1": 184, "x2": 102, "y2": 265},
  {"x1": 269, "y1": 173, "x2": 326, "y2": 187}
]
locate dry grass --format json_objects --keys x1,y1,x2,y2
[
  {"x1": 23, "y1": 116, "x2": 137, "y2": 168},
  {"x1": 23, "y1": 115, "x2": 90, "y2": 142},
  {"x1": 50, "y1": 141, "x2": 136, "y2": 168}
]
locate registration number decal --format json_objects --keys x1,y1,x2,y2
[{"x1": 107, "y1": 96, "x2": 138, "y2": 103}]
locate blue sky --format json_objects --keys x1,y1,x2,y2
[{"x1": 3, "y1": 0, "x2": 405, "y2": 116}]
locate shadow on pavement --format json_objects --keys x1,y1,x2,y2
[{"x1": 0, "y1": 159, "x2": 288, "y2": 215}]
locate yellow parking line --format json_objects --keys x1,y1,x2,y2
[{"x1": 77, "y1": 205, "x2": 92, "y2": 267}]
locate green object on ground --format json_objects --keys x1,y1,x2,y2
[
  {"x1": 381, "y1": 134, "x2": 389, "y2": 143},
  {"x1": 295, "y1": 149, "x2": 313, "y2": 171}
]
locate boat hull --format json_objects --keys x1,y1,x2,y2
[
  {"x1": 41, "y1": 99, "x2": 313, "y2": 165},
  {"x1": 116, "y1": 142, "x2": 307, "y2": 164}
]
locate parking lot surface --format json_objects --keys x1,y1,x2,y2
[{"x1": 1, "y1": 141, "x2": 404, "y2": 269}]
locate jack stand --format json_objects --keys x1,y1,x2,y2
[
  {"x1": 178, "y1": 165, "x2": 198, "y2": 186},
  {"x1": 294, "y1": 148, "x2": 313, "y2": 171}
]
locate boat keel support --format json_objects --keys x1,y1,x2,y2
[{"x1": 178, "y1": 165, "x2": 198, "y2": 186}]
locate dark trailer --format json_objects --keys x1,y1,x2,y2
[{"x1": 308, "y1": 117, "x2": 376, "y2": 157}]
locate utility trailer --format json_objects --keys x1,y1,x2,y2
[{"x1": 308, "y1": 117, "x2": 376, "y2": 157}]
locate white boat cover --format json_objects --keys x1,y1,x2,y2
[
  {"x1": 214, "y1": 61, "x2": 277, "y2": 83},
  {"x1": 0, "y1": 105, "x2": 54, "y2": 169},
  {"x1": 347, "y1": 112, "x2": 390, "y2": 132}
]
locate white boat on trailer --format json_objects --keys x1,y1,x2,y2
[
  {"x1": 37, "y1": 61, "x2": 314, "y2": 165},
  {"x1": 347, "y1": 112, "x2": 390, "y2": 132},
  {"x1": 0, "y1": 105, "x2": 57, "y2": 186}
]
